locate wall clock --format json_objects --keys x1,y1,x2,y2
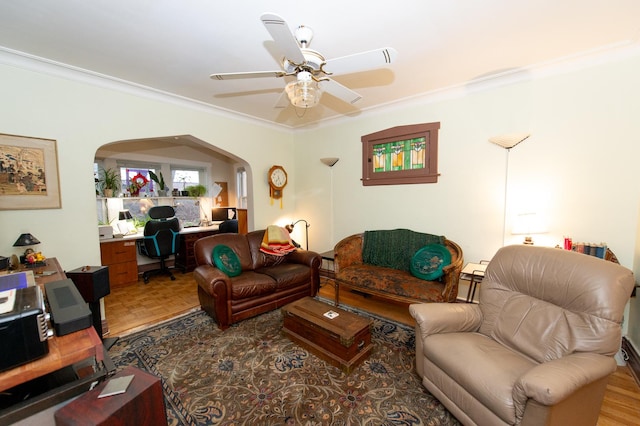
[{"x1": 268, "y1": 165, "x2": 288, "y2": 208}]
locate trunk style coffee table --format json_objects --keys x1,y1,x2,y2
[{"x1": 282, "y1": 297, "x2": 373, "y2": 374}]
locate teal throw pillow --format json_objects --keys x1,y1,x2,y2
[
  {"x1": 212, "y1": 244, "x2": 242, "y2": 277},
  {"x1": 410, "y1": 244, "x2": 451, "y2": 281}
]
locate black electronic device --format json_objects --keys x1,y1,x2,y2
[
  {"x1": 212, "y1": 207, "x2": 236, "y2": 221},
  {"x1": 45, "y1": 279, "x2": 92, "y2": 336},
  {"x1": 0, "y1": 286, "x2": 51, "y2": 372},
  {"x1": 66, "y1": 265, "x2": 110, "y2": 339},
  {"x1": 66, "y1": 266, "x2": 110, "y2": 302},
  {"x1": 0, "y1": 256, "x2": 8, "y2": 271}
]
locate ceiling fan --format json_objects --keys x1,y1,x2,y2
[{"x1": 210, "y1": 13, "x2": 398, "y2": 109}]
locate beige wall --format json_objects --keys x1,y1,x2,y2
[
  {"x1": 294, "y1": 54, "x2": 640, "y2": 264},
  {"x1": 0, "y1": 62, "x2": 296, "y2": 269},
  {"x1": 1, "y1": 48, "x2": 639, "y2": 350},
  {"x1": 291, "y1": 52, "x2": 640, "y2": 346}
]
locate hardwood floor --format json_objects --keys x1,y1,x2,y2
[
  {"x1": 103, "y1": 272, "x2": 640, "y2": 425},
  {"x1": 104, "y1": 271, "x2": 199, "y2": 337}
]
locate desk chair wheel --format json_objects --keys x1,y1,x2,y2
[{"x1": 142, "y1": 267, "x2": 177, "y2": 284}]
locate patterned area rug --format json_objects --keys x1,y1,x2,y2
[{"x1": 109, "y1": 303, "x2": 459, "y2": 426}]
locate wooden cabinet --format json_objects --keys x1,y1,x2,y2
[
  {"x1": 237, "y1": 208, "x2": 248, "y2": 234},
  {"x1": 175, "y1": 229, "x2": 218, "y2": 272},
  {"x1": 55, "y1": 366, "x2": 167, "y2": 426},
  {"x1": 100, "y1": 240, "x2": 138, "y2": 287}
]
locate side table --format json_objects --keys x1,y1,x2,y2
[
  {"x1": 319, "y1": 250, "x2": 335, "y2": 279},
  {"x1": 460, "y1": 261, "x2": 489, "y2": 303}
]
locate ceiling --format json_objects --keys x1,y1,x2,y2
[{"x1": 1, "y1": 1, "x2": 639, "y2": 129}]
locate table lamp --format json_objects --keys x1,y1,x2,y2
[
  {"x1": 13, "y1": 233, "x2": 41, "y2": 263},
  {"x1": 512, "y1": 212, "x2": 547, "y2": 245},
  {"x1": 118, "y1": 210, "x2": 136, "y2": 235}
]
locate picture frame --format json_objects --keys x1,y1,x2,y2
[
  {"x1": 0, "y1": 133, "x2": 62, "y2": 210},
  {"x1": 361, "y1": 122, "x2": 440, "y2": 186}
]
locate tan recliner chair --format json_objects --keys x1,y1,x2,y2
[{"x1": 410, "y1": 245, "x2": 635, "y2": 426}]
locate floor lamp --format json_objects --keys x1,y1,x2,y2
[
  {"x1": 320, "y1": 157, "x2": 339, "y2": 248},
  {"x1": 489, "y1": 133, "x2": 531, "y2": 246},
  {"x1": 286, "y1": 220, "x2": 310, "y2": 250}
]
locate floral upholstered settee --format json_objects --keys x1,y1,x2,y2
[{"x1": 334, "y1": 229, "x2": 463, "y2": 305}]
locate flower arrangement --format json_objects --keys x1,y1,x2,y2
[{"x1": 127, "y1": 173, "x2": 149, "y2": 196}]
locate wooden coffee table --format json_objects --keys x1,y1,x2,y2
[{"x1": 282, "y1": 297, "x2": 373, "y2": 374}]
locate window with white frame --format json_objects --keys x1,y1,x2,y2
[
  {"x1": 171, "y1": 168, "x2": 202, "y2": 193},
  {"x1": 236, "y1": 167, "x2": 247, "y2": 209}
]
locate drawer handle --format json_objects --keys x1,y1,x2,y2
[{"x1": 358, "y1": 340, "x2": 365, "y2": 351}]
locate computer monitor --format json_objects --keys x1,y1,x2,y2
[{"x1": 212, "y1": 207, "x2": 236, "y2": 222}]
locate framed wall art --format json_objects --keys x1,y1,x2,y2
[
  {"x1": 361, "y1": 122, "x2": 440, "y2": 186},
  {"x1": 0, "y1": 133, "x2": 62, "y2": 210}
]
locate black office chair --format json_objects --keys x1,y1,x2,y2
[{"x1": 139, "y1": 206, "x2": 180, "y2": 284}]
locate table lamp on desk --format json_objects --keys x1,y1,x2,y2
[
  {"x1": 117, "y1": 210, "x2": 137, "y2": 235},
  {"x1": 13, "y1": 233, "x2": 45, "y2": 265}
]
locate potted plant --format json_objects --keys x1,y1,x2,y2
[
  {"x1": 186, "y1": 184, "x2": 207, "y2": 197},
  {"x1": 149, "y1": 170, "x2": 168, "y2": 196},
  {"x1": 99, "y1": 167, "x2": 120, "y2": 197}
]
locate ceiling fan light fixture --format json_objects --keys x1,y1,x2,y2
[{"x1": 285, "y1": 71, "x2": 322, "y2": 108}]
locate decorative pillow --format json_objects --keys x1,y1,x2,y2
[
  {"x1": 212, "y1": 245, "x2": 242, "y2": 277},
  {"x1": 410, "y1": 244, "x2": 451, "y2": 280}
]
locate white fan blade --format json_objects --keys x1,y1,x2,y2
[
  {"x1": 261, "y1": 13, "x2": 305, "y2": 65},
  {"x1": 273, "y1": 90, "x2": 290, "y2": 109},
  {"x1": 319, "y1": 79, "x2": 363, "y2": 105},
  {"x1": 324, "y1": 47, "x2": 398, "y2": 76},
  {"x1": 210, "y1": 71, "x2": 285, "y2": 80}
]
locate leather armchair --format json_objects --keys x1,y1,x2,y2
[{"x1": 410, "y1": 245, "x2": 635, "y2": 426}]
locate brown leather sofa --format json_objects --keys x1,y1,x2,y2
[
  {"x1": 334, "y1": 231, "x2": 463, "y2": 305},
  {"x1": 410, "y1": 245, "x2": 635, "y2": 426},
  {"x1": 194, "y1": 230, "x2": 322, "y2": 330}
]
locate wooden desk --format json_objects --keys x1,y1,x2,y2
[
  {"x1": 0, "y1": 258, "x2": 104, "y2": 393},
  {"x1": 99, "y1": 224, "x2": 221, "y2": 281}
]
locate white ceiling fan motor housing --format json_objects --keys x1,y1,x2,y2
[{"x1": 282, "y1": 49, "x2": 325, "y2": 74}]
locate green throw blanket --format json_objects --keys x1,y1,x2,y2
[{"x1": 362, "y1": 229, "x2": 444, "y2": 272}]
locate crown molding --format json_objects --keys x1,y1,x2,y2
[
  {"x1": 2, "y1": 40, "x2": 639, "y2": 133},
  {"x1": 0, "y1": 46, "x2": 292, "y2": 133},
  {"x1": 322, "y1": 39, "x2": 640, "y2": 128}
]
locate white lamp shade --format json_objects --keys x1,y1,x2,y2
[
  {"x1": 489, "y1": 133, "x2": 531, "y2": 149},
  {"x1": 512, "y1": 212, "x2": 547, "y2": 235},
  {"x1": 320, "y1": 157, "x2": 339, "y2": 167}
]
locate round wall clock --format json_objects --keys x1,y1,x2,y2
[
  {"x1": 268, "y1": 165, "x2": 288, "y2": 207},
  {"x1": 268, "y1": 165, "x2": 287, "y2": 190}
]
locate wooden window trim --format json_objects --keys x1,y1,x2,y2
[{"x1": 361, "y1": 122, "x2": 440, "y2": 186}]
